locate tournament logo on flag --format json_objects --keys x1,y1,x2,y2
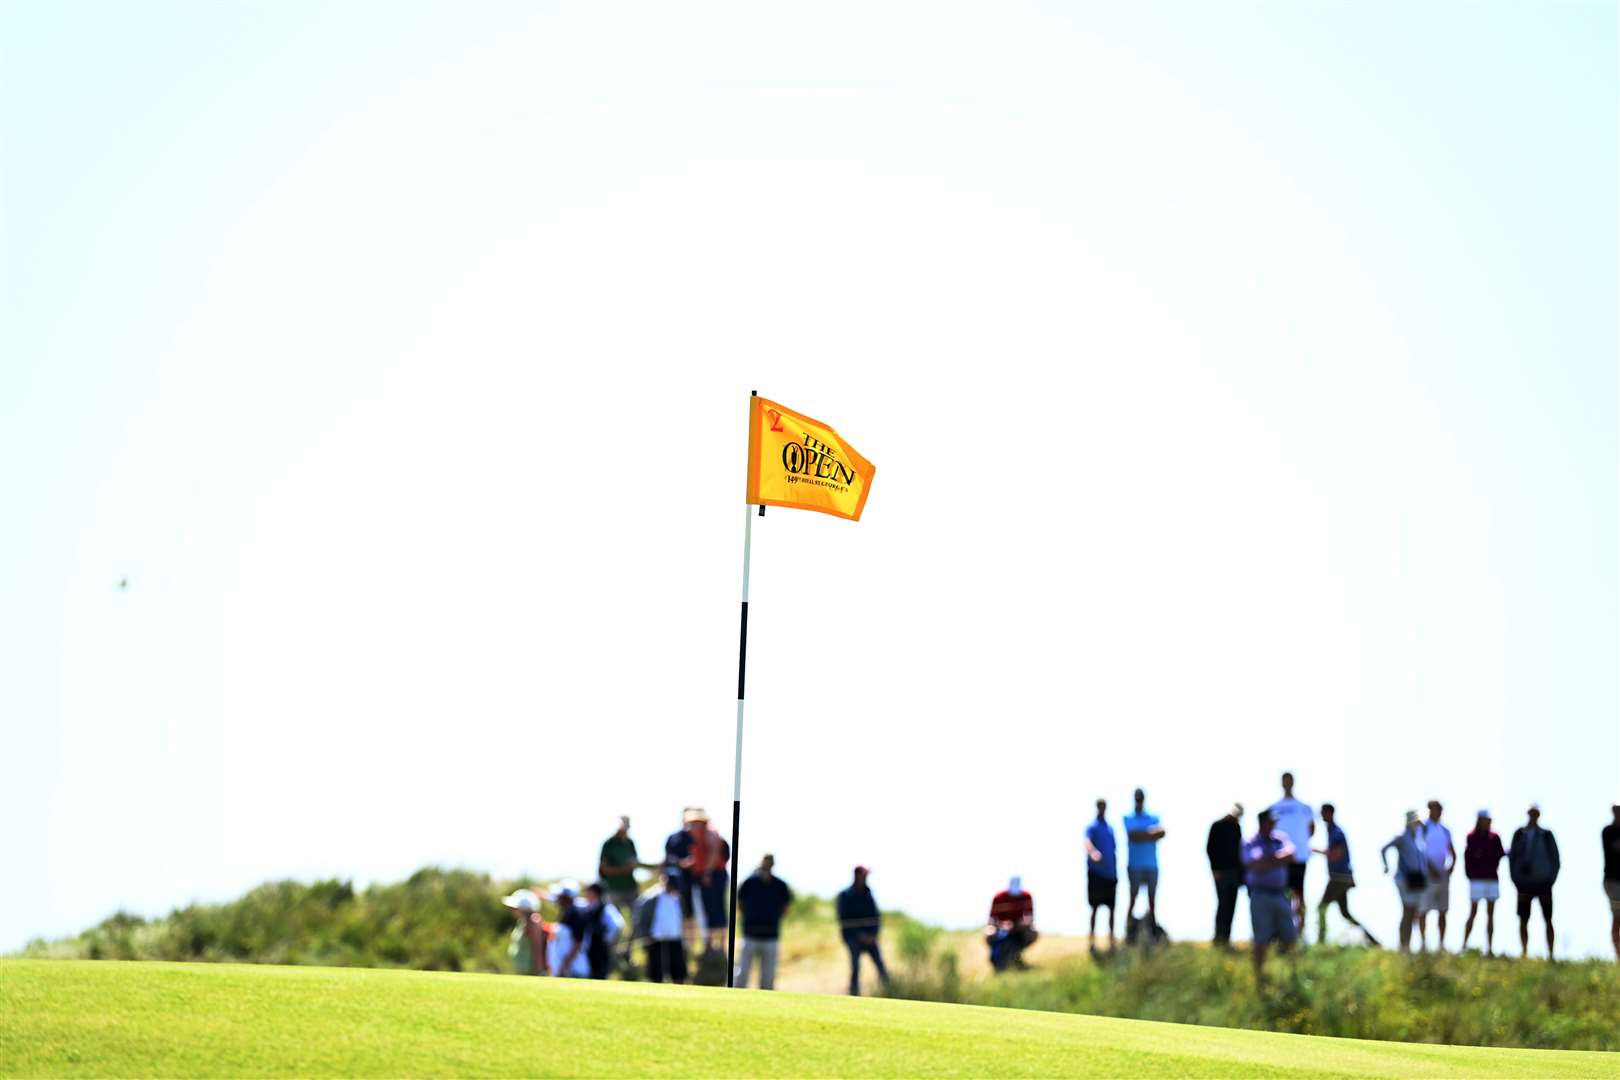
[{"x1": 745, "y1": 396, "x2": 875, "y2": 521}]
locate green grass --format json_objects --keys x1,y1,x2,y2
[{"x1": 3, "y1": 960, "x2": 1616, "y2": 1078}]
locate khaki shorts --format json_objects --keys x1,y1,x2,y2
[
  {"x1": 1421, "y1": 878, "x2": 1450, "y2": 914},
  {"x1": 1605, "y1": 879, "x2": 1620, "y2": 914}
]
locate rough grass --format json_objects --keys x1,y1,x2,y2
[{"x1": 3, "y1": 959, "x2": 1617, "y2": 1078}]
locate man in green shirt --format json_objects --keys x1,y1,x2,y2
[{"x1": 599, "y1": 816, "x2": 642, "y2": 916}]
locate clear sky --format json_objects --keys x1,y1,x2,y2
[{"x1": 2, "y1": 2, "x2": 1615, "y2": 957}]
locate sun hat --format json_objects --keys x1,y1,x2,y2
[
  {"x1": 1230, "y1": 803, "x2": 1244, "y2": 818},
  {"x1": 502, "y1": 889, "x2": 540, "y2": 913},
  {"x1": 683, "y1": 807, "x2": 709, "y2": 824},
  {"x1": 1404, "y1": 810, "x2": 1419, "y2": 825}
]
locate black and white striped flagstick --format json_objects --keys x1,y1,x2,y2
[{"x1": 726, "y1": 391, "x2": 760, "y2": 989}]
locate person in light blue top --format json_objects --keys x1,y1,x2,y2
[
  {"x1": 1083, "y1": 798, "x2": 1118, "y2": 952},
  {"x1": 1122, "y1": 788, "x2": 1165, "y2": 934}
]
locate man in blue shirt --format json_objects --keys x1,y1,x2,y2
[
  {"x1": 1083, "y1": 798, "x2": 1118, "y2": 953},
  {"x1": 1314, "y1": 803, "x2": 1377, "y2": 946},
  {"x1": 1243, "y1": 808, "x2": 1298, "y2": 978},
  {"x1": 1122, "y1": 788, "x2": 1165, "y2": 937}
]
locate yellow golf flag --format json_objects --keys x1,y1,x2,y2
[{"x1": 746, "y1": 396, "x2": 875, "y2": 521}]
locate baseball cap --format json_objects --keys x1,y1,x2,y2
[{"x1": 502, "y1": 889, "x2": 540, "y2": 913}]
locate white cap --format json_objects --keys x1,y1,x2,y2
[{"x1": 502, "y1": 889, "x2": 540, "y2": 913}]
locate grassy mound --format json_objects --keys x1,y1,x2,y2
[{"x1": 4, "y1": 959, "x2": 1616, "y2": 1078}]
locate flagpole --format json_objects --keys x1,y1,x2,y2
[{"x1": 726, "y1": 392, "x2": 756, "y2": 989}]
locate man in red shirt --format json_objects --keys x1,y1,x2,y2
[
  {"x1": 986, "y1": 876, "x2": 1037, "y2": 971},
  {"x1": 1461, "y1": 809, "x2": 1507, "y2": 955}
]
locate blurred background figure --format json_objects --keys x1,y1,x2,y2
[
  {"x1": 598, "y1": 816, "x2": 642, "y2": 922},
  {"x1": 1316, "y1": 803, "x2": 1375, "y2": 946},
  {"x1": 684, "y1": 809, "x2": 731, "y2": 956},
  {"x1": 664, "y1": 809, "x2": 700, "y2": 953},
  {"x1": 546, "y1": 883, "x2": 590, "y2": 977},
  {"x1": 636, "y1": 867, "x2": 687, "y2": 983},
  {"x1": 501, "y1": 888, "x2": 547, "y2": 976},
  {"x1": 1461, "y1": 810, "x2": 1505, "y2": 955},
  {"x1": 1268, "y1": 773, "x2": 1315, "y2": 938},
  {"x1": 1419, "y1": 801, "x2": 1456, "y2": 952},
  {"x1": 581, "y1": 882, "x2": 625, "y2": 979},
  {"x1": 1605, "y1": 805, "x2": 1620, "y2": 961},
  {"x1": 1382, "y1": 811, "x2": 1427, "y2": 952},
  {"x1": 1205, "y1": 804, "x2": 1243, "y2": 949},
  {"x1": 735, "y1": 853, "x2": 793, "y2": 990},
  {"x1": 1510, "y1": 804, "x2": 1560, "y2": 958},
  {"x1": 1085, "y1": 799, "x2": 1118, "y2": 954},
  {"x1": 1123, "y1": 789, "x2": 1165, "y2": 942},
  {"x1": 986, "y1": 876, "x2": 1037, "y2": 972},
  {"x1": 837, "y1": 865, "x2": 889, "y2": 996},
  {"x1": 1243, "y1": 809, "x2": 1297, "y2": 979}
]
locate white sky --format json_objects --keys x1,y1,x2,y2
[{"x1": 2, "y1": 2, "x2": 1616, "y2": 957}]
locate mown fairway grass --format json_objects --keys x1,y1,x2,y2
[{"x1": 2, "y1": 960, "x2": 1615, "y2": 1078}]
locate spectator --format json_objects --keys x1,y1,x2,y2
[
  {"x1": 837, "y1": 865, "x2": 890, "y2": 996},
  {"x1": 598, "y1": 816, "x2": 643, "y2": 920},
  {"x1": 665, "y1": 809, "x2": 700, "y2": 951},
  {"x1": 1419, "y1": 800, "x2": 1457, "y2": 952},
  {"x1": 1604, "y1": 805, "x2": 1620, "y2": 961},
  {"x1": 987, "y1": 876, "x2": 1037, "y2": 972},
  {"x1": 1205, "y1": 804, "x2": 1244, "y2": 949},
  {"x1": 735, "y1": 853, "x2": 793, "y2": 990},
  {"x1": 581, "y1": 882, "x2": 625, "y2": 980},
  {"x1": 501, "y1": 888, "x2": 547, "y2": 976},
  {"x1": 1509, "y1": 804, "x2": 1560, "y2": 959},
  {"x1": 1268, "y1": 772, "x2": 1315, "y2": 937},
  {"x1": 1380, "y1": 811, "x2": 1427, "y2": 952},
  {"x1": 683, "y1": 809, "x2": 732, "y2": 954},
  {"x1": 547, "y1": 883, "x2": 591, "y2": 977},
  {"x1": 1084, "y1": 799, "x2": 1118, "y2": 954},
  {"x1": 1123, "y1": 788, "x2": 1165, "y2": 937},
  {"x1": 1461, "y1": 810, "x2": 1506, "y2": 955},
  {"x1": 1243, "y1": 809, "x2": 1298, "y2": 978},
  {"x1": 1314, "y1": 803, "x2": 1375, "y2": 946},
  {"x1": 635, "y1": 867, "x2": 688, "y2": 983}
]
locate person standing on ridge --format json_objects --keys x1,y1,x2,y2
[
  {"x1": 1268, "y1": 772, "x2": 1315, "y2": 938},
  {"x1": 837, "y1": 865, "x2": 890, "y2": 995},
  {"x1": 1604, "y1": 804, "x2": 1620, "y2": 961},
  {"x1": 1123, "y1": 789, "x2": 1165, "y2": 940},
  {"x1": 1315, "y1": 803, "x2": 1375, "y2": 946},
  {"x1": 1381, "y1": 811, "x2": 1427, "y2": 952},
  {"x1": 1243, "y1": 809, "x2": 1298, "y2": 978},
  {"x1": 1084, "y1": 799, "x2": 1118, "y2": 954},
  {"x1": 1460, "y1": 810, "x2": 1506, "y2": 955},
  {"x1": 1418, "y1": 800, "x2": 1457, "y2": 952},
  {"x1": 1509, "y1": 804, "x2": 1560, "y2": 958},
  {"x1": 1205, "y1": 804, "x2": 1244, "y2": 949},
  {"x1": 735, "y1": 853, "x2": 793, "y2": 990}
]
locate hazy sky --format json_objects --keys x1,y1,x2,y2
[{"x1": 3, "y1": 2, "x2": 1615, "y2": 957}]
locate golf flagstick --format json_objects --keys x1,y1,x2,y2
[{"x1": 726, "y1": 393, "x2": 758, "y2": 989}]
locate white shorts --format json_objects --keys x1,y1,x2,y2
[
  {"x1": 1469, "y1": 880, "x2": 1500, "y2": 903},
  {"x1": 1421, "y1": 879, "x2": 1450, "y2": 914}
]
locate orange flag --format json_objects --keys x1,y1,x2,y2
[{"x1": 746, "y1": 396, "x2": 875, "y2": 521}]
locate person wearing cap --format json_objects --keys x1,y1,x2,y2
[
  {"x1": 1267, "y1": 772, "x2": 1315, "y2": 938},
  {"x1": 1084, "y1": 798, "x2": 1118, "y2": 953},
  {"x1": 1205, "y1": 804, "x2": 1244, "y2": 949},
  {"x1": 634, "y1": 866, "x2": 688, "y2": 983},
  {"x1": 735, "y1": 853, "x2": 793, "y2": 989},
  {"x1": 1122, "y1": 788, "x2": 1165, "y2": 938},
  {"x1": 1380, "y1": 811, "x2": 1427, "y2": 952},
  {"x1": 837, "y1": 865, "x2": 890, "y2": 995},
  {"x1": 1314, "y1": 803, "x2": 1375, "y2": 946},
  {"x1": 502, "y1": 888, "x2": 548, "y2": 976},
  {"x1": 1603, "y1": 804, "x2": 1620, "y2": 961},
  {"x1": 986, "y1": 876, "x2": 1037, "y2": 972},
  {"x1": 547, "y1": 883, "x2": 592, "y2": 977},
  {"x1": 1461, "y1": 810, "x2": 1506, "y2": 954},
  {"x1": 665, "y1": 809, "x2": 701, "y2": 952},
  {"x1": 1509, "y1": 804, "x2": 1560, "y2": 958},
  {"x1": 1242, "y1": 808, "x2": 1297, "y2": 978},
  {"x1": 682, "y1": 809, "x2": 732, "y2": 954}
]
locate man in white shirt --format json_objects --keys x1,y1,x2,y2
[
  {"x1": 1420, "y1": 800, "x2": 1457, "y2": 952},
  {"x1": 1268, "y1": 771, "x2": 1316, "y2": 937}
]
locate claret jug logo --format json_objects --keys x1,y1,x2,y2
[{"x1": 781, "y1": 433, "x2": 859, "y2": 490}]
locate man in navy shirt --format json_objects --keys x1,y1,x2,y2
[
  {"x1": 1315, "y1": 803, "x2": 1376, "y2": 946},
  {"x1": 1084, "y1": 798, "x2": 1118, "y2": 953},
  {"x1": 735, "y1": 853, "x2": 793, "y2": 990},
  {"x1": 836, "y1": 865, "x2": 889, "y2": 995}
]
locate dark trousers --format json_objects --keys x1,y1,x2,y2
[
  {"x1": 1213, "y1": 872, "x2": 1242, "y2": 945},
  {"x1": 646, "y1": 939, "x2": 686, "y2": 983},
  {"x1": 844, "y1": 934, "x2": 889, "y2": 996},
  {"x1": 587, "y1": 938, "x2": 611, "y2": 980}
]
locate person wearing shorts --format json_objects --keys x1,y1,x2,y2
[
  {"x1": 1314, "y1": 803, "x2": 1375, "y2": 945},
  {"x1": 1461, "y1": 810, "x2": 1505, "y2": 954},
  {"x1": 1268, "y1": 773, "x2": 1315, "y2": 938},
  {"x1": 1084, "y1": 799, "x2": 1118, "y2": 952},
  {"x1": 1122, "y1": 788, "x2": 1165, "y2": 938},
  {"x1": 1381, "y1": 811, "x2": 1427, "y2": 952},
  {"x1": 1418, "y1": 801, "x2": 1456, "y2": 952},
  {"x1": 1604, "y1": 805, "x2": 1620, "y2": 961},
  {"x1": 1508, "y1": 804, "x2": 1560, "y2": 958},
  {"x1": 1243, "y1": 809, "x2": 1298, "y2": 978}
]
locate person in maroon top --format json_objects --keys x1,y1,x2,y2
[
  {"x1": 1461, "y1": 810, "x2": 1507, "y2": 955},
  {"x1": 986, "y1": 876, "x2": 1037, "y2": 971}
]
